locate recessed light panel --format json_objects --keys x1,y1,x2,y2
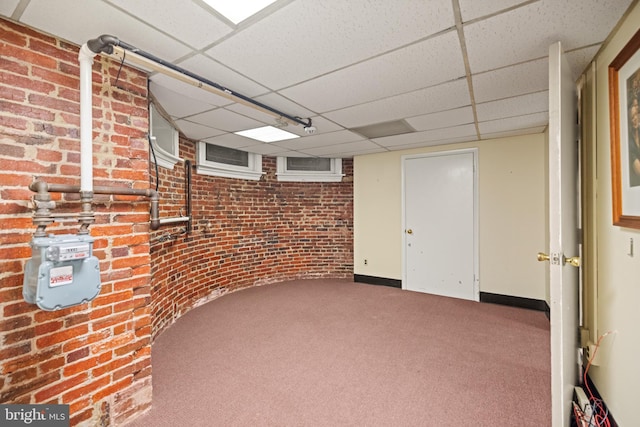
[
  {"x1": 235, "y1": 126, "x2": 300, "y2": 142},
  {"x1": 202, "y1": 0, "x2": 277, "y2": 24}
]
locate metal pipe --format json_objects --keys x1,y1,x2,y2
[
  {"x1": 29, "y1": 181, "x2": 161, "y2": 231},
  {"x1": 158, "y1": 216, "x2": 190, "y2": 225},
  {"x1": 84, "y1": 34, "x2": 312, "y2": 129},
  {"x1": 185, "y1": 160, "x2": 192, "y2": 234},
  {"x1": 31, "y1": 180, "x2": 55, "y2": 237}
]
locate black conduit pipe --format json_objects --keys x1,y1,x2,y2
[
  {"x1": 85, "y1": 34, "x2": 312, "y2": 129},
  {"x1": 185, "y1": 160, "x2": 192, "y2": 234}
]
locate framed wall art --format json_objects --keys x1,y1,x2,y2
[{"x1": 609, "y1": 28, "x2": 640, "y2": 229}]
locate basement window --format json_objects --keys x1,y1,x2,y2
[
  {"x1": 276, "y1": 157, "x2": 343, "y2": 182},
  {"x1": 196, "y1": 142, "x2": 263, "y2": 180},
  {"x1": 149, "y1": 104, "x2": 182, "y2": 169}
]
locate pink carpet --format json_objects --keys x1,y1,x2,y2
[{"x1": 125, "y1": 279, "x2": 550, "y2": 426}]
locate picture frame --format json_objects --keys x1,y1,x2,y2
[{"x1": 609, "y1": 28, "x2": 640, "y2": 229}]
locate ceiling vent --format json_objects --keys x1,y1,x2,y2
[{"x1": 351, "y1": 119, "x2": 416, "y2": 139}]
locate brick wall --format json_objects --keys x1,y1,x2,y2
[
  {"x1": 149, "y1": 139, "x2": 354, "y2": 336},
  {"x1": 0, "y1": 19, "x2": 153, "y2": 425},
  {"x1": 0, "y1": 16, "x2": 354, "y2": 426}
]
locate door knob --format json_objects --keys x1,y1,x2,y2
[
  {"x1": 406, "y1": 229, "x2": 413, "y2": 234},
  {"x1": 565, "y1": 256, "x2": 580, "y2": 268},
  {"x1": 537, "y1": 252, "x2": 549, "y2": 262}
]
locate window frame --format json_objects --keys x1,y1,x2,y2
[
  {"x1": 196, "y1": 141, "x2": 263, "y2": 180},
  {"x1": 276, "y1": 157, "x2": 344, "y2": 182},
  {"x1": 149, "y1": 104, "x2": 182, "y2": 169}
]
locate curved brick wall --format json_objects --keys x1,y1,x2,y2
[
  {"x1": 0, "y1": 17, "x2": 353, "y2": 425},
  {"x1": 149, "y1": 138, "x2": 354, "y2": 337}
]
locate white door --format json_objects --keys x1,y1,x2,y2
[
  {"x1": 402, "y1": 150, "x2": 477, "y2": 301},
  {"x1": 547, "y1": 41, "x2": 580, "y2": 427}
]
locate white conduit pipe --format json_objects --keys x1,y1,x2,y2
[{"x1": 78, "y1": 44, "x2": 97, "y2": 194}]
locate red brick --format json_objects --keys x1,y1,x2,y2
[
  {"x1": 69, "y1": 408, "x2": 93, "y2": 426},
  {"x1": 63, "y1": 355, "x2": 100, "y2": 377},
  {"x1": 0, "y1": 371, "x2": 60, "y2": 403},
  {"x1": 35, "y1": 324, "x2": 89, "y2": 349},
  {"x1": 34, "y1": 372, "x2": 88, "y2": 402},
  {"x1": 39, "y1": 356, "x2": 65, "y2": 374},
  {"x1": 91, "y1": 377, "x2": 132, "y2": 402},
  {"x1": 3, "y1": 327, "x2": 36, "y2": 345},
  {"x1": 0, "y1": 315, "x2": 31, "y2": 332},
  {"x1": 62, "y1": 375, "x2": 110, "y2": 404},
  {"x1": 91, "y1": 354, "x2": 131, "y2": 379}
]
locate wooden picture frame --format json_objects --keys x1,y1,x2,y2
[{"x1": 609, "y1": 28, "x2": 640, "y2": 229}]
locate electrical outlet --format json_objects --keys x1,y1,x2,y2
[{"x1": 587, "y1": 343, "x2": 601, "y2": 366}]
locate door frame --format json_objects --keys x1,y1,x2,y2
[
  {"x1": 400, "y1": 148, "x2": 479, "y2": 300},
  {"x1": 548, "y1": 41, "x2": 580, "y2": 427}
]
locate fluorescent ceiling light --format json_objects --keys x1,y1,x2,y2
[
  {"x1": 235, "y1": 126, "x2": 300, "y2": 142},
  {"x1": 203, "y1": 0, "x2": 278, "y2": 24}
]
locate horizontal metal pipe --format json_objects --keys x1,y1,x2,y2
[
  {"x1": 158, "y1": 216, "x2": 190, "y2": 225},
  {"x1": 29, "y1": 181, "x2": 161, "y2": 230}
]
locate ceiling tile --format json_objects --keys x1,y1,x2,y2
[
  {"x1": 326, "y1": 79, "x2": 471, "y2": 128},
  {"x1": 472, "y1": 58, "x2": 548, "y2": 103},
  {"x1": 301, "y1": 140, "x2": 382, "y2": 157},
  {"x1": 202, "y1": 133, "x2": 257, "y2": 150},
  {"x1": 241, "y1": 143, "x2": 292, "y2": 156},
  {"x1": 373, "y1": 124, "x2": 477, "y2": 148},
  {"x1": 458, "y1": 0, "x2": 529, "y2": 21},
  {"x1": 205, "y1": 0, "x2": 455, "y2": 89},
  {"x1": 0, "y1": 0, "x2": 20, "y2": 17},
  {"x1": 273, "y1": 130, "x2": 364, "y2": 150},
  {"x1": 223, "y1": 101, "x2": 322, "y2": 136},
  {"x1": 566, "y1": 45, "x2": 601, "y2": 81},
  {"x1": 252, "y1": 93, "x2": 315, "y2": 119},
  {"x1": 20, "y1": 0, "x2": 190, "y2": 61},
  {"x1": 150, "y1": 74, "x2": 231, "y2": 110},
  {"x1": 464, "y1": 0, "x2": 632, "y2": 73},
  {"x1": 281, "y1": 30, "x2": 465, "y2": 113},
  {"x1": 107, "y1": 0, "x2": 233, "y2": 49},
  {"x1": 393, "y1": 134, "x2": 478, "y2": 151},
  {"x1": 481, "y1": 126, "x2": 547, "y2": 140},
  {"x1": 187, "y1": 108, "x2": 264, "y2": 132},
  {"x1": 178, "y1": 55, "x2": 268, "y2": 97},
  {"x1": 479, "y1": 112, "x2": 548, "y2": 134},
  {"x1": 304, "y1": 146, "x2": 388, "y2": 158},
  {"x1": 174, "y1": 119, "x2": 224, "y2": 140},
  {"x1": 150, "y1": 81, "x2": 218, "y2": 119},
  {"x1": 406, "y1": 106, "x2": 475, "y2": 131},
  {"x1": 476, "y1": 91, "x2": 548, "y2": 122},
  {"x1": 268, "y1": 150, "x2": 314, "y2": 158}
]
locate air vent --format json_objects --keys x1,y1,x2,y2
[{"x1": 351, "y1": 120, "x2": 415, "y2": 139}]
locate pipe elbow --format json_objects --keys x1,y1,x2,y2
[
  {"x1": 86, "y1": 34, "x2": 120, "y2": 55},
  {"x1": 29, "y1": 180, "x2": 49, "y2": 194}
]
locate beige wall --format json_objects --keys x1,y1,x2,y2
[
  {"x1": 589, "y1": 2, "x2": 640, "y2": 423},
  {"x1": 354, "y1": 133, "x2": 547, "y2": 300}
]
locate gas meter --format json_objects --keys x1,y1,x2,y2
[{"x1": 23, "y1": 234, "x2": 101, "y2": 311}]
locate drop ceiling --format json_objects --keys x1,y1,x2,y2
[{"x1": 1, "y1": 0, "x2": 634, "y2": 158}]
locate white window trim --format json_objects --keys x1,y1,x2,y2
[
  {"x1": 196, "y1": 141, "x2": 264, "y2": 181},
  {"x1": 150, "y1": 136, "x2": 182, "y2": 169},
  {"x1": 150, "y1": 104, "x2": 182, "y2": 169},
  {"x1": 276, "y1": 157, "x2": 344, "y2": 182}
]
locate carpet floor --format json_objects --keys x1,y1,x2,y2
[{"x1": 125, "y1": 279, "x2": 550, "y2": 426}]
